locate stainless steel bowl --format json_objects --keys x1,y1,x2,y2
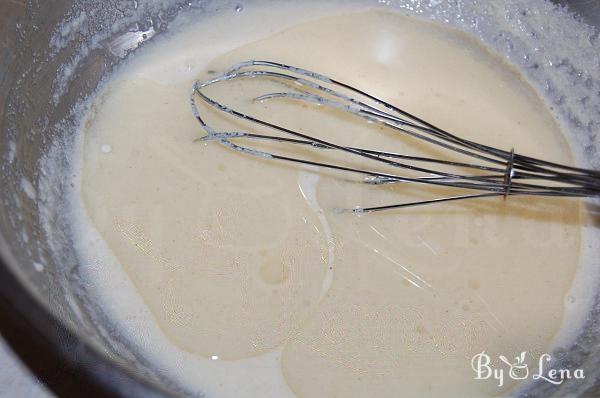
[{"x1": 0, "y1": 1, "x2": 598, "y2": 397}]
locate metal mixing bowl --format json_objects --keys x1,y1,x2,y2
[{"x1": 0, "y1": 1, "x2": 598, "y2": 397}]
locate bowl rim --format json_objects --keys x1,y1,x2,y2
[{"x1": 0, "y1": 249, "x2": 173, "y2": 397}]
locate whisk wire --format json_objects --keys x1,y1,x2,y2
[{"x1": 191, "y1": 60, "x2": 600, "y2": 212}]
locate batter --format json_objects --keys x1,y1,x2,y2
[{"x1": 78, "y1": 4, "x2": 583, "y2": 398}]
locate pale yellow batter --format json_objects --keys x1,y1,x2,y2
[{"x1": 80, "y1": 8, "x2": 581, "y2": 398}]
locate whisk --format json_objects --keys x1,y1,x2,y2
[{"x1": 191, "y1": 60, "x2": 600, "y2": 213}]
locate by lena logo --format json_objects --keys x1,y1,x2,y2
[{"x1": 471, "y1": 351, "x2": 585, "y2": 387}]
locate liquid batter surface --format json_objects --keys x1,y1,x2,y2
[{"x1": 79, "y1": 6, "x2": 582, "y2": 398}]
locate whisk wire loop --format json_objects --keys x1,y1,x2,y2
[{"x1": 191, "y1": 60, "x2": 600, "y2": 212}]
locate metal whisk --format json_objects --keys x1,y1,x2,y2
[{"x1": 191, "y1": 60, "x2": 600, "y2": 213}]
